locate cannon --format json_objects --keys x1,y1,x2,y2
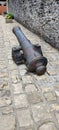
[{"x1": 12, "y1": 27, "x2": 48, "y2": 75}]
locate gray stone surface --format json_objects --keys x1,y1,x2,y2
[
  {"x1": 13, "y1": 83, "x2": 23, "y2": 94},
  {"x1": 14, "y1": 94, "x2": 29, "y2": 108},
  {"x1": 25, "y1": 84, "x2": 37, "y2": 93},
  {"x1": 27, "y1": 92, "x2": 43, "y2": 104},
  {"x1": 44, "y1": 91, "x2": 57, "y2": 101},
  {"x1": 31, "y1": 103, "x2": 52, "y2": 122},
  {"x1": 0, "y1": 114, "x2": 16, "y2": 130},
  {"x1": 17, "y1": 109, "x2": 33, "y2": 127},
  {"x1": 9, "y1": 0, "x2": 59, "y2": 50},
  {"x1": 38, "y1": 122, "x2": 57, "y2": 130},
  {"x1": 0, "y1": 16, "x2": 59, "y2": 130}
]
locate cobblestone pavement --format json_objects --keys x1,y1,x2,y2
[{"x1": 0, "y1": 16, "x2": 59, "y2": 130}]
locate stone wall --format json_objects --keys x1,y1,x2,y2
[{"x1": 9, "y1": 0, "x2": 59, "y2": 50}]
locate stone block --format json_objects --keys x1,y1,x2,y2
[
  {"x1": 25, "y1": 84, "x2": 37, "y2": 93},
  {"x1": 17, "y1": 109, "x2": 33, "y2": 127},
  {"x1": 44, "y1": 92, "x2": 56, "y2": 101},
  {"x1": 38, "y1": 122, "x2": 57, "y2": 130},
  {"x1": 31, "y1": 104, "x2": 52, "y2": 122},
  {"x1": 27, "y1": 92, "x2": 43, "y2": 104},
  {"x1": 14, "y1": 94, "x2": 28, "y2": 108},
  {"x1": 22, "y1": 76, "x2": 33, "y2": 84},
  {"x1": 13, "y1": 83, "x2": 23, "y2": 94},
  {"x1": 0, "y1": 114, "x2": 16, "y2": 130}
]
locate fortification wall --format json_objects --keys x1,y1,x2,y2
[{"x1": 9, "y1": 0, "x2": 59, "y2": 50}]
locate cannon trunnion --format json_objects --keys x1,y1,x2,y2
[{"x1": 12, "y1": 27, "x2": 48, "y2": 75}]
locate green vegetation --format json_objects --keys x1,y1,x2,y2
[{"x1": 6, "y1": 13, "x2": 14, "y2": 19}]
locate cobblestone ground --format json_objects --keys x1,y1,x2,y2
[{"x1": 0, "y1": 16, "x2": 59, "y2": 130}]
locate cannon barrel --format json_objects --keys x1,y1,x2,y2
[{"x1": 12, "y1": 26, "x2": 47, "y2": 75}]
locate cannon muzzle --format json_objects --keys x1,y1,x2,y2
[{"x1": 12, "y1": 27, "x2": 48, "y2": 75}]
